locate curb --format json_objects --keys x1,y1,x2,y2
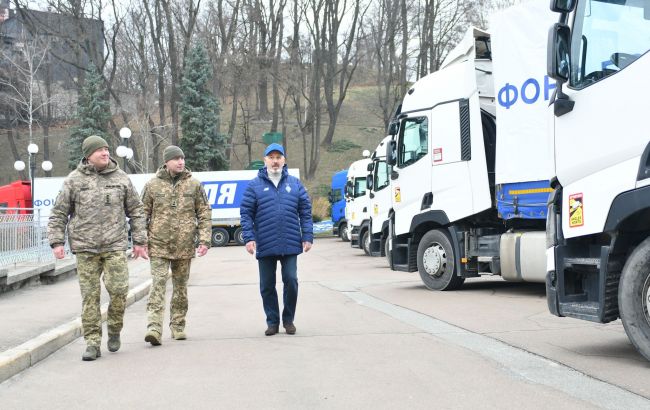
[{"x1": 0, "y1": 279, "x2": 152, "y2": 384}]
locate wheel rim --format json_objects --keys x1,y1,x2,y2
[
  {"x1": 364, "y1": 233, "x2": 370, "y2": 251},
  {"x1": 641, "y1": 274, "x2": 650, "y2": 326},
  {"x1": 422, "y1": 243, "x2": 447, "y2": 277},
  {"x1": 237, "y1": 231, "x2": 243, "y2": 243},
  {"x1": 342, "y1": 226, "x2": 348, "y2": 238},
  {"x1": 214, "y1": 232, "x2": 225, "y2": 244}
]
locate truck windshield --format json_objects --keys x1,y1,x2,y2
[
  {"x1": 570, "y1": 0, "x2": 650, "y2": 88},
  {"x1": 354, "y1": 177, "x2": 367, "y2": 198}
]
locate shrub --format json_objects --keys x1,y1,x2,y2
[
  {"x1": 311, "y1": 196, "x2": 330, "y2": 222},
  {"x1": 327, "y1": 139, "x2": 361, "y2": 153}
]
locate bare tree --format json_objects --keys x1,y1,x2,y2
[
  {"x1": 0, "y1": 30, "x2": 53, "y2": 144},
  {"x1": 143, "y1": 0, "x2": 168, "y2": 168},
  {"x1": 368, "y1": 0, "x2": 410, "y2": 130},
  {"x1": 319, "y1": 0, "x2": 366, "y2": 148},
  {"x1": 198, "y1": 0, "x2": 241, "y2": 163},
  {"x1": 415, "y1": 0, "x2": 470, "y2": 77}
]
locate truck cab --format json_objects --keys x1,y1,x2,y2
[
  {"x1": 328, "y1": 169, "x2": 349, "y2": 241},
  {"x1": 367, "y1": 136, "x2": 394, "y2": 261},
  {"x1": 385, "y1": 2, "x2": 557, "y2": 290},
  {"x1": 0, "y1": 181, "x2": 32, "y2": 213},
  {"x1": 345, "y1": 154, "x2": 372, "y2": 254},
  {"x1": 546, "y1": 0, "x2": 650, "y2": 360}
]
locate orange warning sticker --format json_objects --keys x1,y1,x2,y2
[
  {"x1": 569, "y1": 193, "x2": 584, "y2": 227},
  {"x1": 394, "y1": 186, "x2": 401, "y2": 203}
]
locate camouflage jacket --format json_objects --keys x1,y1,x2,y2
[
  {"x1": 141, "y1": 166, "x2": 211, "y2": 259},
  {"x1": 48, "y1": 158, "x2": 147, "y2": 253}
]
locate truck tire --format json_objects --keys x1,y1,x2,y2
[
  {"x1": 340, "y1": 223, "x2": 350, "y2": 242},
  {"x1": 416, "y1": 229, "x2": 464, "y2": 291},
  {"x1": 361, "y1": 230, "x2": 371, "y2": 256},
  {"x1": 618, "y1": 237, "x2": 650, "y2": 361},
  {"x1": 233, "y1": 227, "x2": 245, "y2": 246},
  {"x1": 211, "y1": 227, "x2": 230, "y2": 247}
]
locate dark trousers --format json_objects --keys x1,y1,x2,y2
[{"x1": 258, "y1": 255, "x2": 298, "y2": 326}]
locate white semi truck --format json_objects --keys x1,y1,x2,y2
[
  {"x1": 384, "y1": 2, "x2": 557, "y2": 290},
  {"x1": 367, "y1": 135, "x2": 394, "y2": 262},
  {"x1": 345, "y1": 153, "x2": 372, "y2": 254},
  {"x1": 545, "y1": 0, "x2": 650, "y2": 360},
  {"x1": 33, "y1": 168, "x2": 300, "y2": 247}
]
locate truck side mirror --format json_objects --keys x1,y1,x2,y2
[
  {"x1": 386, "y1": 140, "x2": 397, "y2": 166},
  {"x1": 547, "y1": 23, "x2": 571, "y2": 83},
  {"x1": 367, "y1": 162, "x2": 374, "y2": 172},
  {"x1": 387, "y1": 121, "x2": 399, "y2": 136},
  {"x1": 550, "y1": 0, "x2": 575, "y2": 12},
  {"x1": 328, "y1": 192, "x2": 333, "y2": 203},
  {"x1": 366, "y1": 173, "x2": 373, "y2": 191}
]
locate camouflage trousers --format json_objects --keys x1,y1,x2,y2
[
  {"x1": 76, "y1": 251, "x2": 129, "y2": 347},
  {"x1": 147, "y1": 257, "x2": 192, "y2": 335}
]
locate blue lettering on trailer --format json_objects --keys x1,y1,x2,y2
[
  {"x1": 498, "y1": 75, "x2": 556, "y2": 109},
  {"x1": 201, "y1": 180, "x2": 250, "y2": 209}
]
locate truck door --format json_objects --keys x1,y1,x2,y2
[{"x1": 392, "y1": 112, "x2": 431, "y2": 236}]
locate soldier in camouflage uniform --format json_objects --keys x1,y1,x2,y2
[
  {"x1": 48, "y1": 135, "x2": 148, "y2": 361},
  {"x1": 141, "y1": 145, "x2": 211, "y2": 345}
]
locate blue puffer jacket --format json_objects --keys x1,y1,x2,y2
[{"x1": 240, "y1": 166, "x2": 313, "y2": 259}]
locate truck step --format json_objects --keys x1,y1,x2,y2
[
  {"x1": 393, "y1": 263, "x2": 416, "y2": 273},
  {"x1": 563, "y1": 257, "x2": 600, "y2": 268},
  {"x1": 559, "y1": 301, "x2": 601, "y2": 322}
]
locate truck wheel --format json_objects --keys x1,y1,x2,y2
[
  {"x1": 340, "y1": 223, "x2": 350, "y2": 242},
  {"x1": 416, "y1": 229, "x2": 464, "y2": 291},
  {"x1": 618, "y1": 237, "x2": 650, "y2": 361},
  {"x1": 233, "y1": 227, "x2": 245, "y2": 246},
  {"x1": 362, "y1": 230, "x2": 371, "y2": 256},
  {"x1": 211, "y1": 227, "x2": 230, "y2": 247}
]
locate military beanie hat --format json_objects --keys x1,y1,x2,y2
[
  {"x1": 163, "y1": 145, "x2": 185, "y2": 162},
  {"x1": 82, "y1": 135, "x2": 109, "y2": 158}
]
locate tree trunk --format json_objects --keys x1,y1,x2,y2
[
  {"x1": 400, "y1": 0, "x2": 409, "y2": 97},
  {"x1": 160, "y1": 0, "x2": 180, "y2": 145},
  {"x1": 8, "y1": 130, "x2": 27, "y2": 181}
]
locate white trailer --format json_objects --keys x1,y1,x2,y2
[
  {"x1": 546, "y1": 0, "x2": 650, "y2": 360},
  {"x1": 385, "y1": 1, "x2": 557, "y2": 289},
  {"x1": 33, "y1": 168, "x2": 300, "y2": 247}
]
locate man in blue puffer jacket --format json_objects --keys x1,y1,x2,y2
[{"x1": 240, "y1": 143, "x2": 313, "y2": 336}]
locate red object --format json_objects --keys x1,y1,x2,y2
[{"x1": 0, "y1": 180, "x2": 32, "y2": 213}]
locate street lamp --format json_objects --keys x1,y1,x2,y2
[
  {"x1": 13, "y1": 142, "x2": 53, "y2": 209},
  {"x1": 116, "y1": 127, "x2": 132, "y2": 172}
]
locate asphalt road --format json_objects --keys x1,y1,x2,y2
[{"x1": 0, "y1": 237, "x2": 648, "y2": 409}]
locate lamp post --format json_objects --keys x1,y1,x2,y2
[
  {"x1": 13, "y1": 142, "x2": 53, "y2": 209},
  {"x1": 116, "y1": 127, "x2": 133, "y2": 173}
]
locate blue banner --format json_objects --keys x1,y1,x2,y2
[{"x1": 201, "y1": 180, "x2": 251, "y2": 209}]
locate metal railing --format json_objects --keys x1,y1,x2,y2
[{"x1": 0, "y1": 208, "x2": 54, "y2": 268}]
